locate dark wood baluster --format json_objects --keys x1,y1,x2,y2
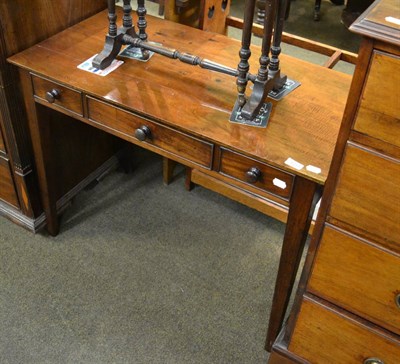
[
  {"x1": 257, "y1": 0, "x2": 276, "y2": 82},
  {"x1": 236, "y1": 0, "x2": 257, "y2": 108},
  {"x1": 256, "y1": 0, "x2": 266, "y2": 24},
  {"x1": 108, "y1": 0, "x2": 117, "y2": 36},
  {"x1": 269, "y1": 0, "x2": 288, "y2": 89},
  {"x1": 93, "y1": 0, "x2": 137, "y2": 69},
  {"x1": 137, "y1": 0, "x2": 148, "y2": 42},
  {"x1": 122, "y1": 0, "x2": 133, "y2": 29}
]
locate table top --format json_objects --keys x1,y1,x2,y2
[{"x1": 9, "y1": 9, "x2": 351, "y2": 184}]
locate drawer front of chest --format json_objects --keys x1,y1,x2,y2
[
  {"x1": 353, "y1": 51, "x2": 400, "y2": 148},
  {"x1": 87, "y1": 97, "x2": 213, "y2": 169},
  {"x1": 0, "y1": 157, "x2": 19, "y2": 208},
  {"x1": 329, "y1": 143, "x2": 400, "y2": 249},
  {"x1": 289, "y1": 298, "x2": 400, "y2": 364},
  {"x1": 308, "y1": 224, "x2": 400, "y2": 335},
  {"x1": 32, "y1": 74, "x2": 83, "y2": 116},
  {"x1": 218, "y1": 148, "x2": 294, "y2": 200}
]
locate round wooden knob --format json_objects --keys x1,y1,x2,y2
[
  {"x1": 134, "y1": 125, "x2": 151, "y2": 141},
  {"x1": 364, "y1": 358, "x2": 385, "y2": 364},
  {"x1": 395, "y1": 293, "x2": 400, "y2": 309},
  {"x1": 245, "y1": 167, "x2": 261, "y2": 183},
  {"x1": 45, "y1": 89, "x2": 61, "y2": 103}
]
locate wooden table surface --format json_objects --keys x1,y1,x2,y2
[{"x1": 9, "y1": 10, "x2": 351, "y2": 185}]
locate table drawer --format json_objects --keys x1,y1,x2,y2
[
  {"x1": 0, "y1": 157, "x2": 19, "y2": 208},
  {"x1": 289, "y1": 298, "x2": 400, "y2": 364},
  {"x1": 218, "y1": 148, "x2": 293, "y2": 200},
  {"x1": 87, "y1": 97, "x2": 213, "y2": 169},
  {"x1": 329, "y1": 143, "x2": 400, "y2": 251},
  {"x1": 308, "y1": 225, "x2": 400, "y2": 335},
  {"x1": 32, "y1": 74, "x2": 83, "y2": 116},
  {"x1": 353, "y1": 51, "x2": 400, "y2": 148}
]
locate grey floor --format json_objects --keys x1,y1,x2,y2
[
  {"x1": 0, "y1": 1, "x2": 360, "y2": 363},
  {"x1": 1, "y1": 150, "x2": 284, "y2": 363}
]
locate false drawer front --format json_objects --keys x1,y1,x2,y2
[
  {"x1": 31, "y1": 74, "x2": 83, "y2": 116},
  {"x1": 87, "y1": 97, "x2": 213, "y2": 169},
  {"x1": 329, "y1": 143, "x2": 400, "y2": 251},
  {"x1": 308, "y1": 225, "x2": 400, "y2": 335},
  {"x1": 353, "y1": 51, "x2": 400, "y2": 148},
  {"x1": 289, "y1": 298, "x2": 400, "y2": 364},
  {"x1": 0, "y1": 157, "x2": 19, "y2": 208},
  {"x1": 218, "y1": 148, "x2": 294, "y2": 200}
]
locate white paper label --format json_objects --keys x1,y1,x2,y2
[
  {"x1": 77, "y1": 54, "x2": 124, "y2": 76},
  {"x1": 385, "y1": 16, "x2": 400, "y2": 25},
  {"x1": 285, "y1": 158, "x2": 304, "y2": 170},
  {"x1": 273, "y1": 178, "x2": 287, "y2": 190},
  {"x1": 306, "y1": 165, "x2": 322, "y2": 174}
]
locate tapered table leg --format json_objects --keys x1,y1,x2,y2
[
  {"x1": 18, "y1": 69, "x2": 60, "y2": 236},
  {"x1": 265, "y1": 176, "x2": 322, "y2": 351},
  {"x1": 163, "y1": 157, "x2": 177, "y2": 185}
]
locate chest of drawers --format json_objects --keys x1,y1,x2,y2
[{"x1": 268, "y1": 0, "x2": 400, "y2": 362}]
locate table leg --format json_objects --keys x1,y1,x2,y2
[
  {"x1": 163, "y1": 157, "x2": 177, "y2": 185},
  {"x1": 185, "y1": 168, "x2": 194, "y2": 191},
  {"x1": 265, "y1": 176, "x2": 322, "y2": 351},
  {"x1": 18, "y1": 69, "x2": 60, "y2": 236}
]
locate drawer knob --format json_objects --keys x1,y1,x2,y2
[
  {"x1": 45, "y1": 88, "x2": 61, "y2": 103},
  {"x1": 364, "y1": 358, "x2": 385, "y2": 364},
  {"x1": 135, "y1": 125, "x2": 151, "y2": 141},
  {"x1": 395, "y1": 293, "x2": 400, "y2": 308},
  {"x1": 245, "y1": 167, "x2": 261, "y2": 183}
]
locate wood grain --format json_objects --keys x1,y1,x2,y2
[
  {"x1": 266, "y1": 177, "x2": 320, "y2": 351},
  {"x1": 353, "y1": 50, "x2": 400, "y2": 149},
  {"x1": 32, "y1": 74, "x2": 84, "y2": 116},
  {"x1": 199, "y1": 0, "x2": 230, "y2": 34},
  {"x1": 329, "y1": 142, "x2": 400, "y2": 252},
  {"x1": 87, "y1": 96, "x2": 213, "y2": 169},
  {"x1": 164, "y1": 0, "x2": 201, "y2": 28},
  {"x1": 0, "y1": 125, "x2": 5, "y2": 152},
  {"x1": 289, "y1": 297, "x2": 400, "y2": 364},
  {"x1": 0, "y1": 0, "x2": 107, "y2": 57},
  {"x1": 309, "y1": 224, "x2": 400, "y2": 336},
  {"x1": 0, "y1": 157, "x2": 19, "y2": 208},
  {"x1": 350, "y1": 0, "x2": 400, "y2": 46},
  {"x1": 191, "y1": 168, "x2": 290, "y2": 223},
  {"x1": 218, "y1": 147, "x2": 294, "y2": 200},
  {"x1": 8, "y1": 11, "x2": 351, "y2": 184}
]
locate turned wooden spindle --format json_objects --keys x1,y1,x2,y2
[
  {"x1": 137, "y1": 0, "x2": 148, "y2": 42},
  {"x1": 107, "y1": 0, "x2": 117, "y2": 36},
  {"x1": 122, "y1": 0, "x2": 133, "y2": 29},
  {"x1": 256, "y1": 0, "x2": 267, "y2": 24},
  {"x1": 236, "y1": 0, "x2": 257, "y2": 108},
  {"x1": 269, "y1": 0, "x2": 288, "y2": 74},
  {"x1": 256, "y1": 0, "x2": 276, "y2": 82}
]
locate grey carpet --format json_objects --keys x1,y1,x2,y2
[{"x1": 1, "y1": 149, "x2": 284, "y2": 363}]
